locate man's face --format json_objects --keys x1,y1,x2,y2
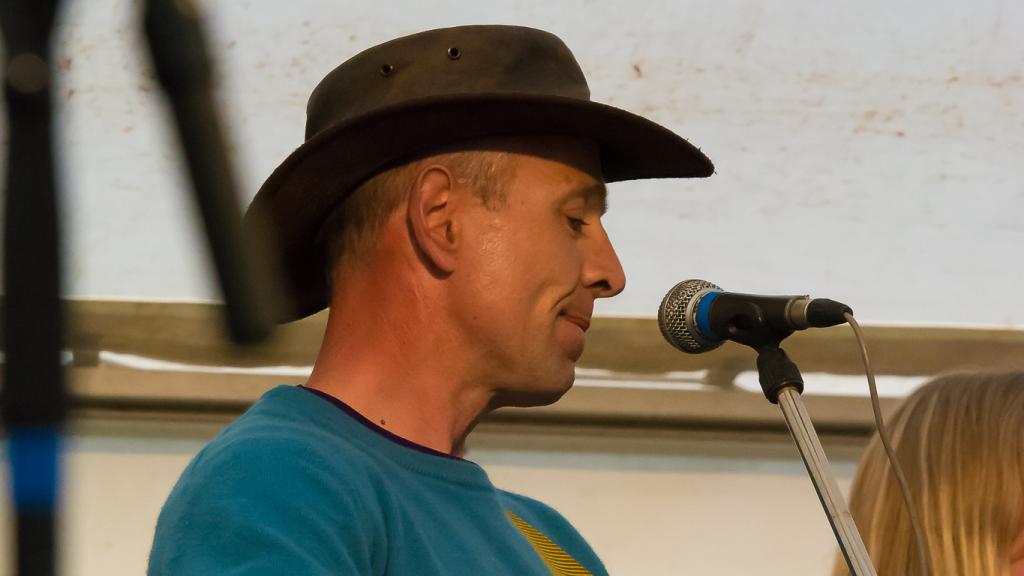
[{"x1": 450, "y1": 136, "x2": 625, "y2": 406}]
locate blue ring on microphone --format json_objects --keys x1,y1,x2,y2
[{"x1": 696, "y1": 291, "x2": 722, "y2": 342}]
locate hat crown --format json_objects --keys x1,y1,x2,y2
[{"x1": 305, "y1": 26, "x2": 591, "y2": 140}]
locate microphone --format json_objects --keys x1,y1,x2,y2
[{"x1": 658, "y1": 279, "x2": 852, "y2": 354}]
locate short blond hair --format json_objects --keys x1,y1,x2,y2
[
  {"x1": 835, "y1": 371, "x2": 1024, "y2": 575},
  {"x1": 318, "y1": 147, "x2": 516, "y2": 290}
]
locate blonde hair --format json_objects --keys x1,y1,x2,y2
[{"x1": 835, "y1": 371, "x2": 1024, "y2": 576}]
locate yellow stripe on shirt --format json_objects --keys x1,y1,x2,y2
[{"x1": 506, "y1": 510, "x2": 593, "y2": 576}]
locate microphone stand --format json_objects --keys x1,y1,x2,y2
[
  {"x1": 756, "y1": 347, "x2": 877, "y2": 576},
  {"x1": 703, "y1": 300, "x2": 875, "y2": 573},
  {"x1": 684, "y1": 293, "x2": 876, "y2": 572}
]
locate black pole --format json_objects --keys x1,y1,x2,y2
[
  {"x1": 1, "y1": 2, "x2": 64, "y2": 576},
  {"x1": 2, "y1": 3, "x2": 282, "y2": 574},
  {"x1": 143, "y1": 0, "x2": 284, "y2": 342}
]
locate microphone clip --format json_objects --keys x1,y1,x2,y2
[
  {"x1": 707, "y1": 300, "x2": 805, "y2": 404},
  {"x1": 707, "y1": 300, "x2": 794, "y2": 351}
]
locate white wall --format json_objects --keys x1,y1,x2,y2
[
  {"x1": 45, "y1": 0, "x2": 1024, "y2": 325},
  {"x1": 1, "y1": 422, "x2": 862, "y2": 576}
]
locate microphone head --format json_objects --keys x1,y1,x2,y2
[{"x1": 658, "y1": 279, "x2": 725, "y2": 354}]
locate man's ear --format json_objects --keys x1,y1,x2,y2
[{"x1": 407, "y1": 165, "x2": 458, "y2": 274}]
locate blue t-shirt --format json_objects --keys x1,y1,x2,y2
[{"x1": 149, "y1": 385, "x2": 608, "y2": 575}]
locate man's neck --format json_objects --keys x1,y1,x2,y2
[{"x1": 305, "y1": 291, "x2": 493, "y2": 455}]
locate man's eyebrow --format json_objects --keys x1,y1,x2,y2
[{"x1": 570, "y1": 183, "x2": 608, "y2": 215}]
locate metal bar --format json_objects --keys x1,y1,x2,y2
[
  {"x1": 9, "y1": 300, "x2": 1022, "y2": 375},
  {"x1": 43, "y1": 364, "x2": 899, "y2": 433},
  {"x1": 777, "y1": 387, "x2": 876, "y2": 575}
]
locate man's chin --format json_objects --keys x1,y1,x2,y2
[{"x1": 491, "y1": 377, "x2": 575, "y2": 408}]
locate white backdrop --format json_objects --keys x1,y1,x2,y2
[{"x1": 46, "y1": 0, "x2": 1024, "y2": 326}]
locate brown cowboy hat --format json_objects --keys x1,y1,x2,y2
[{"x1": 244, "y1": 25, "x2": 713, "y2": 322}]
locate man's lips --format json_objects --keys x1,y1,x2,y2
[{"x1": 560, "y1": 312, "x2": 591, "y2": 332}]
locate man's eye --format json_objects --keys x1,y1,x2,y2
[{"x1": 567, "y1": 217, "x2": 587, "y2": 233}]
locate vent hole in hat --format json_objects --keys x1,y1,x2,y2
[
  {"x1": 447, "y1": 46, "x2": 461, "y2": 60},
  {"x1": 379, "y1": 64, "x2": 394, "y2": 77}
]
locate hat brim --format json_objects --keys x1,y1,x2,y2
[{"x1": 245, "y1": 93, "x2": 714, "y2": 321}]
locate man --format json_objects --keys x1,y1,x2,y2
[{"x1": 149, "y1": 25, "x2": 712, "y2": 575}]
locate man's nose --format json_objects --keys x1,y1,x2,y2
[{"x1": 582, "y1": 224, "x2": 626, "y2": 299}]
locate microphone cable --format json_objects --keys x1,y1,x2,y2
[{"x1": 845, "y1": 312, "x2": 931, "y2": 576}]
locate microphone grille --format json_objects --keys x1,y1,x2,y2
[{"x1": 658, "y1": 279, "x2": 724, "y2": 354}]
